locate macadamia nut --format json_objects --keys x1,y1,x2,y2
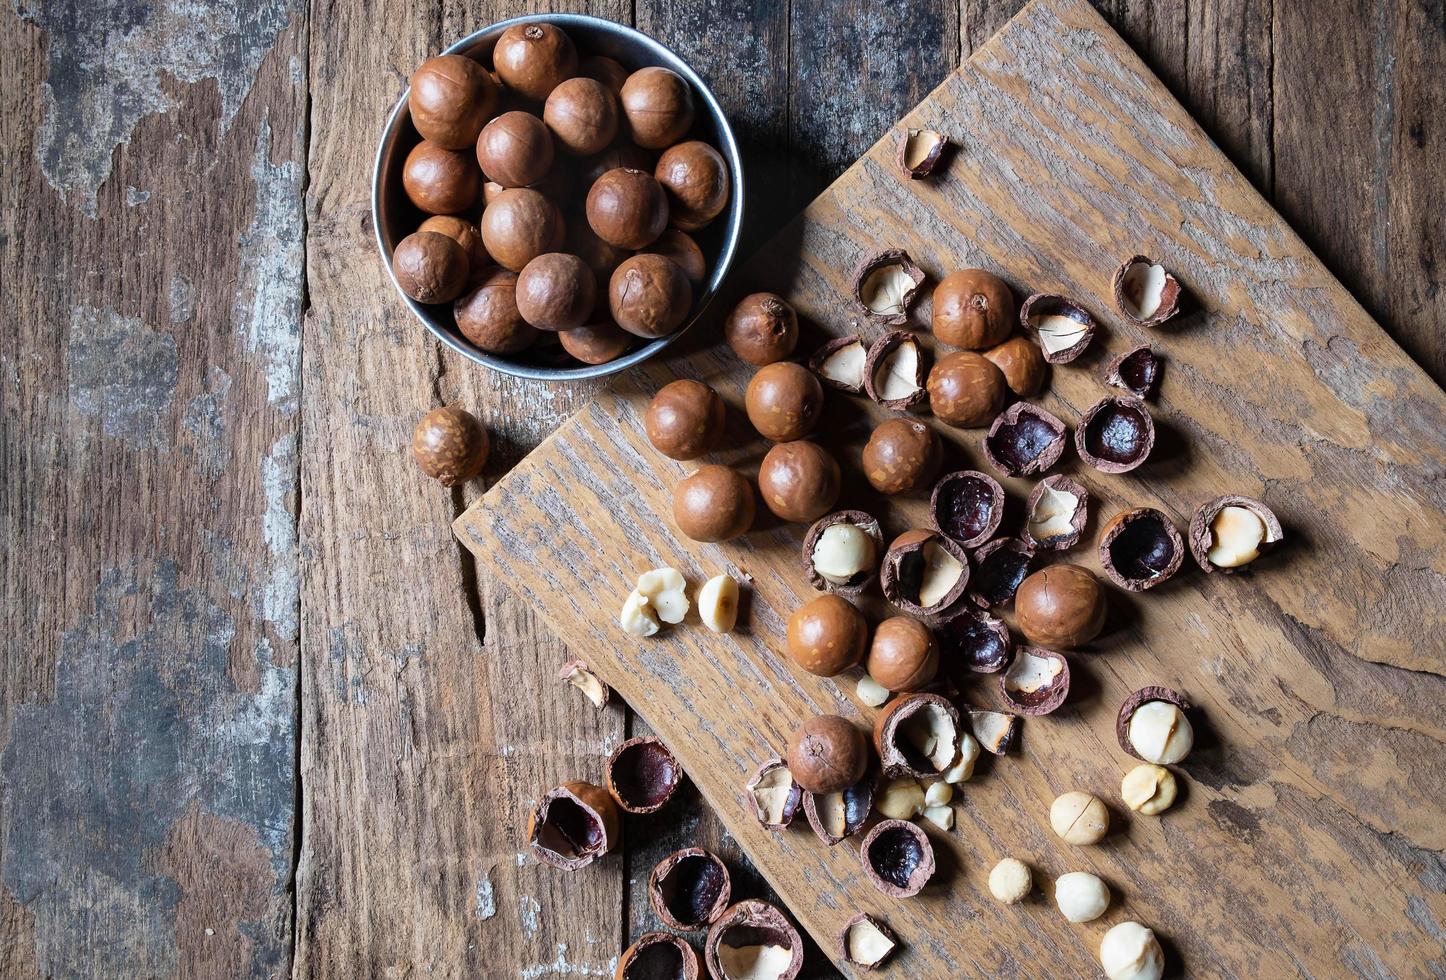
[
  {"x1": 1050, "y1": 791, "x2": 1109, "y2": 845},
  {"x1": 875, "y1": 777, "x2": 925, "y2": 820},
  {"x1": 924, "y1": 781, "x2": 953, "y2": 807},
  {"x1": 620, "y1": 567, "x2": 689, "y2": 636},
  {"x1": 697, "y1": 574, "x2": 740, "y2": 633},
  {"x1": 620, "y1": 589, "x2": 660, "y2": 636},
  {"x1": 1128, "y1": 700, "x2": 1195, "y2": 764},
  {"x1": 812, "y1": 523, "x2": 875, "y2": 585},
  {"x1": 1100, "y1": 922, "x2": 1164, "y2": 980},
  {"x1": 1054, "y1": 871, "x2": 1109, "y2": 922},
  {"x1": 943, "y1": 733, "x2": 981, "y2": 784},
  {"x1": 1208, "y1": 505, "x2": 1266, "y2": 567},
  {"x1": 988, "y1": 858, "x2": 1032, "y2": 904},
  {"x1": 922, "y1": 805, "x2": 954, "y2": 831},
  {"x1": 857, "y1": 675, "x2": 891, "y2": 708},
  {"x1": 1121, "y1": 764, "x2": 1178, "y2": 815}
]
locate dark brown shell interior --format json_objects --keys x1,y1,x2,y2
[
  {"x1": 985, "y1": 408, "x2": 1064, "y2": 474},
  {"x1": 931, "y1": 472, "x2": 1002, "y2": 546},
  {"x1": 867, "y1": 824, "x2": 928, "y2": 890},
  {"x1": 622, "y1": 939, "x2": 691, "y2": 980},
  {"x1": 1082, "y1": 400, "x2": 1152, "y2": 466},
  {"x1": 535, "y1": 795, "x2": 604, "y2": 859},
  {"x1": 971, "y1": 540, "x2": 1033, "y2": 607},
  {"x1": 938, "y1": 608, "x2": 1012, "y2": 673},
  {"x1": 805, "y1": 778, "x2": 875, "y2": 844},
  {"x1": 1114, "y1": 346, "x2": 1161, "y2": 397},
  {"x1": 611, "y1": 739, "x2": 680, "y2": 810},
  {"x1": 1106, "y1": 512, "x2": 1180, "y2": 582},
  {"x1": 657, "y1": 853, "x2": 729, "y2": 928}
]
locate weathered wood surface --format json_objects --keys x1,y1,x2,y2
[{"x1": 456, "y1": 0, "x2": 1446, "y2": 975}]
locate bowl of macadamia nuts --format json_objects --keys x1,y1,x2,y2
[{"x1": 373, "y1": 15, "x2": 744, "y2": 380}]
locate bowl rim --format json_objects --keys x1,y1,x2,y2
[{"x1": 371, "y1": 13, "x2": 745, "y2": 382}]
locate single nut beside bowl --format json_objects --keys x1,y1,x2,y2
[
  {"x1": 786, "y1": 713, "x2": 868, "y2": 794},
  {"x1": 1055, "y1": 871, "x2": 1110, "y2": 922},
  {"x1": 1117, "y1": 687, "x2": 1194, "y2": 764},
  {"x1": 411, "y1": 406, "x2": 489, "y2": 485},
  {"x1": 1189, "y1": 494, "x2": 1283, "y2": 573},
  {"x1": 988, "y1": 857, "x2": 1032, "y2": 904},
  {"x1": 1050, "y1": 790, "x2": 1109, "y2": 845},
  {"x1": 1122, "y1": 764, "x2": 1178, "y2": 815},
  {"x1": 802, "y1": 510, "x2": 882, "y2": 596}
]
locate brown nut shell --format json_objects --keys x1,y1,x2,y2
[
  {"x1": 479, "y1": 187, "x2": 564, "y2": 272},
  {"x1": 402, "y1": 140, "x2": 480, "y2": 214},
  {"x1": 1024, "y1": 474, "x2": 1089, "y2": 551},
  {"x1": 859, "y1": 819, "x2": 935, "y2": 898},
  {"x1": 745, "y1": 361, "x2": 824, "y2": 442},
  {"x1": 983, "y1": 403, "x2": 1067, "y2": 477},
  {"x1": 808, "y1": 335, "x2": 867, "y2": 393},
  {"x1": 785, "y1": 594, "x2": 868, "y2": 677},
  {"x1": 967, "y1": 707, "x2": 1021, "y2": 755},
  {"x1": 559, "y1": 320, "x2": 633, "y2": 364},
  {"x1": 758, "y1": 440, "x2": 841, "y2": 523},
  {"x1": 862, "y1": 418, "x2": 942, "y2": 495},
  {"x1": 609, "y1": 253, "x2": 692, "y2": 338},
  {"x1": 607, "y1": 736, "x2": 682, "y2": 814},
  {"x1": 852, "y1": 250, "x2": 925, "y2": 325},
  {"x1": 1020, "y1": 293, "x2": 1096, "y2": 364},
  {"x1": 588, "y1": 167, "x2": 669, "y2": 249},
  {"x1": 929, "y1": 470, "x2": 1004, "y2": 548},
  {"x1": 1116, "y1": 686, "x2": 1191, "y2": 759},
  {"x1": 896, "y1": 127, "x2": 947, "y2": 179},
  {"x1": 455, "y1": 267, "x2": 541, "y2": 353},
  {"x1": 475, "y1": 110, "x2": 554, "y2": 188},
  {"x1": 493, "y1": 23, "x2": 578, "y2": 101},
  {"x1": 673, "y1": 465, "x2": 754, "y2": 543},
  {"x1": 840, "y1": 912, "x2": 899, "y2": 970},
  {"x1": 937, "y1": 607, "x2": 1013, "y2": 674},
  {"x1": 655, "y1": 140, "x2": 730, "y2": 230},
  {"x1": 418, "y1": 215, "x2": 490, "y2": 283},
  {"x1": 880, "y1": 529, "x2": 970, "y2": 619},
  {"x1": 983, "y1": 335, "x2": 1048, "y2": 397},
  {"x1": 786, "y1": 714, "x2": 869, "y2": 793},
  {"x1": 579, "y1": 55, "x2": 629, "y2": 95},
  {"x1": 1015, "y1": 564, "x2": 1108, "y2": 648},
  {"x1": 408, "y1": 55, "x2": 498, "y2": 149},
  {"x1": 515, "y1": 252, "x2": 596, "y2": 330},
  {"x1": 645, "y1": 379, "x2": 726, "y2": 460},
  {"x1": 704, "y1": 901, "x2": 803, "y2": 980},
  {"x1": 393, "y1": 231, "x2": 469, "y2": 305},
  {"x1": 411, "y1": 406, "x2": 489, "y2": 486},
  {"x1": 579, "y1": 140, "x2": 657, "y2": 188},
  {"x1": 1075, "y1": 396, "x2": 1155, "y2": 474},
  {"x1": 724, "y1": 293, "x2": 798, "y2": 366},
  {"x1": 638, "y1": 228, "x2": 707, "y2": 288},
  {"x1": 543, "y1": 76, "x2": 619, "y2": 156},
  {"x1": 802, "y1": 510, "x2": 883, "y2": 596},
  {"x1": 967, "y1": 538, "x2": 1036, "y2": 609},
  {"x1": 867, "y1": 616, "x2": 939, "y2": 692},
  {"x1": 616, "y1": 932, "x2": 700, "y2": 980},
  {"x1": 745, "y1": 758, "x2": 803, "y2": 831},
  {"x1": 804, "y1": 777, "x2": 875, "y2": 846},
  {"x1": 1106, "y1": 344, "x2": 1163, "y2": 399},
  {"x1": 927, "y1": 351, "x2": 1008, "y2": 428},
  {"x1": 873, "y1": 693, "x2": 961, "y2": 778},
  {"x1": 621, "y1": 66, "x2": 696, "y2": 149},
  {"x1": 527, "y1": 780, "x2": 620, "y2": 870},
  {"x1": 933, "y1": 269, "x2": 1015, "y2": 350},
  {"x1": 649, "y1": 848, "x2": 730, "y2": 931},
  {"x1": 1098, "y1": 507, "x2": 1185, "y2": 591},
  {"x1": 1112, "y1": 255, "x2": 1183, "y2": 327},
  {"x1": 999, "y1": 647, "x2": 1070, "y2": 715},
  {"x1": 1188, "y1": 494, "x2": 1284, "y2": 574},
  {"x1": 863, "y1": 331, "x2": 929, "y2": 411}
]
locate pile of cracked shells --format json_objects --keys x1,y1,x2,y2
[{"x1": 532, "y1": 129, "x2": 1289, "y2": 980}]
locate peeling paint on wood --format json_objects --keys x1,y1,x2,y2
[{"x1": 67, "y1": 305, "x2": 177, "y2": 449}]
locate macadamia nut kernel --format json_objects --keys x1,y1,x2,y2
[
  {"x1": 922, "y1": 805, "x2": 954, "y2": 831},
  {"x1": 1209, "y1": 505, "x2": 1266, "y2": 567},
  {"x1": 988, "y1": 858, "x2": 1032, "y2": 904},
  {"x1": 857, "y1": 675, "x2": 891, "y2": 708},
  {"x1": 1128, "y1": 700, "x2": 1194, "y2": 764},
  {"x1": 1050, "y1": 791, "x2": 1109, "y2": 845},
  {"x1": 813, "y1": 523, "x2": 875, "y2": 585},
  {"x1": 620, "y1": 590, "x2": 660, "y2": 636},
  {"x1": 1100, "y1": 922, "x2": 1165, "y2": 980},
  {"x1": 875, "y1": 777, "x2": 926, "y2": 820},
  {"x1": 943, "y1": 733, "x2": 981, "y2": 783},
  {"x1": 924, "y1": 781, "x2": 953, "y2": 807},
  {"x1": 698, "y1": 574, "x2": 740, "y2": 633},
  {"x1": 1122, "y1": 764, "x2": 1178, "y2": 815},
  {"x1": 620, "y1": 567, "x2": 689, "y2": 636},
  {"x1": 1054, "y1": 871, "x2": 1110, "y2": 922}
]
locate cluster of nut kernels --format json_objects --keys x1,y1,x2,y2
[{"x1": 389, "y1": 23, "x2": 731, "y2": 366}]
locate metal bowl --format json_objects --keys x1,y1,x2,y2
[{"x1": 372, "y1": 15, "x2": 745, "y2": 381}]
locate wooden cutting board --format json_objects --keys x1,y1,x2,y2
[{"x1": 455, "y1": 0, "x2": 1446, "y2": 974}]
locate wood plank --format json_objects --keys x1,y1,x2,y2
[
  {"x1": 455, "y1": 0, "x2": 1446, "y2": 974},
  {"x1": 0, "y1": 0, "x2": 306, "y2": 975}
]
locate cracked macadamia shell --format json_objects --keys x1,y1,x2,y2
[
  {"x1": 543, "y1": 76, "x2": 619, "y2": 156},
  {"x1": 1014, "y1": 564, "x2": 1107, "y2": 648},
  {"x1": 927, "y1": 351, "x2": 1008, "y2": 428},
  {"x1": 897, "y1": 127, "x2": 947, "y2": 178},
  {"x1": 809, "y1": 335, "x2": 867, "y2": 393},
  {"x1": 527, "y1": 780, "x2": 620, "y2": 870},
  {"x1": 609, "y1": 253, "x2": 692, "y2": 338},
  {"x1": 587, "y1": 168, "x2": 669, "y2": 249},
  {"x1": 786, "y1": 594, "x2": 868, "y2": 676},
  {"x1": 863, "y1": 331, "x2": 929, "y2": 411},
  {"x1": 408, "y1": 55, "x2": 498, "y2": 149},
  {"x1": 863, "y1": 419, "x2": 942, "y2": 495},
  {"x1": 984, "y1": 335, "x2": 1048, "y2": 397},
  {"x1": 724, "y1": 292, "x2": 799, "y2": 366},
  {"x1": 493, "y1": 22, "x2": 577, "y2": 100},
  {"x1": 880, "y1": 529, "x2": 970, "y2": 619},
  {"x1": 929, "y1": 470, "x2": 1004, "y2": 548},
  {"x1": 645, "y1": 379, "x2": 726, "y2": 460},
  {"x1": 1024, "y1": 475, "x2": 1089, "y2": 551},
  {"x1": 968, "y1": 707, "x2": 1020, "y2": 755},
  {"x1": 853, "y1": 250, "x2": 925, "y2": 325},
  {"x1": 1076, "y1": 396, "x2": 1156, "y2": 474},
  {"x1": 655, "y1": 141, "x2": 730, "y2": 230},
  {"x1": 933, "y1": 269, "x2": 1016, "y2": 350},
  {"x1": 648, "y1": 847, "x2": 730, "y2": 930},
  {"x1": 393, "y1": 231, "x2": 470, "y2": 305},
  {"x1": 616, "y1": 932, "x2": 700, "y2": 980},
  {"x1": 859, "y1": 819, "x2": 935, "y2": 898},
  {"x1": 786, "y1": 714, "x2": 868, "y2": 794},
  {"x1": 758, "y1": 441, "x2": 841, "y2": 523},
  {"x1": 1112, "y1": 255, "x2": 1183, "y2": 327},
  {"x1": 515, "y1": 252, "x2": 596, "y2": 330},
  {"x1": 1189, "y1": 494, "x2": 1283, "y2": 573},
  {"x1": 745, "y1": 758, "x2": 803, "y2": 830},
  {"x1": 802, "y1": 510, "x2": 882, "y2": 596},
  {"x1": 873, "y1": 693, "x2": 960, "y2": 778},
  {"x1": 1000, "y1": 646, "x2": 1070, "y2": 715},
  {"x1": 804, "y1": 777, "x2": 875, "y2": 846},
  {"x1": 672, "y1": 465, "x2": 754, "y2": 542},
  {"x1": 704, "y1": 901, "x2": 803, "y2": 980},
  {"x1": 937, "y1": 606, "x2": 1013, "y2": 674},
  {"x1": 1106, "y1": 344, "x2": 1164, "y2": 399},
  {"x1": 479, "y1": 187, "x2": 564, "y2": 272},
  {"x1": 840, "y1": 912, "x2": 898, "y2": 970},
  {"x1": 455, "y1": 267, "x2": 541, "y2": 354},
  {"x1": 1098, "y1": 508, "x2": 1184, "y2": 591},
  {"x1": 411, "y1": 406, "x2": 489, "y2": 486},
  {"x1": 621, "y1": 66, "x2": 696, "y2": 148},
  {"x1": 746, "y1": 362, "x2": 823, "y2": 442},
  {"x1": 476, "y1": 110, "x2": 554, "y2": 188},
  {"x1": 1020, "y1": 293, "x2": 1096, "y2": 364},
  {"x1": 983, "y1": 403, "x2": 1068, "y2": 477},
  {"x1": 607, "y1": 736, "x2": 682, "y2": 814},
  {"x1": 867, "y1": 616, "x2": 939, "y2": 692},
  {"x1": 402, "y1": 140, "x2": 480, "y2": 215},
  {"x1": 1117, "y1": 687, "x2": 1194, "y2": 764},
  {"x1": 968, "y1": 538, "x2": 1035, "y2": 609}
]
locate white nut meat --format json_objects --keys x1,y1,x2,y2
[
  {"x1": 812, "y1": 522, "x2": 875, "y2": 584},
  {"x1": 619, "y1": 589, "x2": 660, "y2": 636},
  {"x1": 559, "y1": 660, "x2": 609, "y2": 708},
  {"x1": 876, "y1": 777, "x2": 926, "y2": 820},
  {"x1": 856, "y1": 674, "x2": 891, "y2": 707},
  {"x1": 1054, "y1": 871, "x2": 1109, "y2": 922},
  {"x1": 635, "y1": 567, "x2": 689, "y2": 624},
  {"x1": 1128, "y1": 700, "x2": 1194, "y2": 764},
  {"x1": 1100, "y1": 921, "x2": 1164, "y2": 980},
  {"x1": 1121, "y1": 764, "x2": 1178, "y2": 815},
  {"x1": 921, "y1": 805, "x2": 954, "y2": 831},
  {"x1": 1050, "y1": 791, "x2": 1109, "y2": 845},
  {"x1": 943, "y1": 732, "x2": 981, "y2": 783},
  {"x1": 988, "y1": 858, "x2": 1032, "y2": 904},
  {"x1": 697, "y1": 574, "x2": 740, "y2": 632},
  {"x1": 1208, "y1": 505, "x2": 1265, "y2": 568},
  {"x1": 924, "y1": 781, "x2": 953, "y2": 807}
]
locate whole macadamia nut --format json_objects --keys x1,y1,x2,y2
[
  {"x1": 493, "y1": 23, "x2": 578, "y2": 101},
  {"x1": 758, "y1": 441, "x2": 841, "y2": 523},
  {"x1": 1054, "y1": 871, "x2": 1110, "y2": 922},
  {"x1": 787, "y1": 714, "x2": 868, "y2": 794},
  {"x1": 409, "y1": 55, "x2": 498, "y2": 149},
  {"x1": 645, "y1": 379, "x2": 725, "y2": 460},
  {"x1": 1100, "y1": 922, "x2": 1164, "y2": 980},
  {"x1": 543, "y1": 76, "x2": 619, "y2": 155},
  {"x1": 673, "y1": 465, "x2": 754, "y2": 542},
  {"x1": 1050, "y1": 791, "x2": 1109, "y2": 845},
  {"x1": 587, "y1": 168, "x2": 669, "y2": 249},
  {"x1": 454, "y1": 267, "x2": 540, "y2": 353},
  {"x1": 640, "y1": 228, "x2": 707, "y2": 288},
  {"x1": 746, "y1": 362, "x2": 823, "y2": 442},
  {"x1": 862, "y1": 418, "x2": 941, "y2": 495},
  {"x1": 418, "y1": 215, "x2": 489, "y2": 282},
  {"x1": 402, "y1": 140, "x2": 480, "y2": 214},
  {"x1": 577, "y1": 54, "x2": 628, "y2": 94},
  {"x1": 609, "y1": 254, "x2": 692, "y2": 338},
  {"x1": 559, "y1": 321, "x2": 632, "y2": 365},
  {"x1": 475, "y1": 111, "x2": 554, "y2": 188},
  {"x1": 515, "y1": 252, "x2": 596, "y2": 330},
  {"x1": 1015, "y1": 564, "x2": 1108, "y2": 648},
  {"x1": 480, "y1": 187, "x2": 564, "y2": 272},
  {"x1": 654, "y1": 141, "x2": 730, "y2": 231},
  {"x1": 867, "y1": 616, "x2": 938, "y2": 691},
  {"x1": 927, "y1": 351, "x2": 1008, "y2": 427},
  {"x1": 987, "y1": 858, "x2": 1032, "y2": 904},
  {"x1": 724, "y1": 293, "x2": 798, "y2": 366},
  {"x1": 787, "y1": 595, "x2": 868, "y2": 676},
  {"x1": 411, "y1": 406, "x2": 489, "y2": 486},
  {"x1": 392, "y1": 231, "x2": 469, "y2": 304},
  {"x1": 932, "y1": 269, "x2": 1015, "y2": 349},
  {"x1": 620, "y1": 66, "x2": 695, "y2": 149}
]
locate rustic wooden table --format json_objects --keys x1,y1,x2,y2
[{"x1": 1, "y1": 1, "x2": 1441, "y2": 977}]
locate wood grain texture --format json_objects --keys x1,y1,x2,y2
[{"x1": 457, "y1": 0, "x2": 1446, "y2": 975}]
